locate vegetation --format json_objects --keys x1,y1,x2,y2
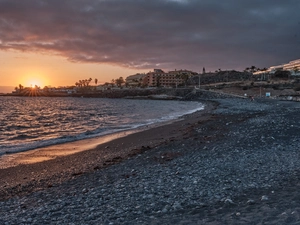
[
  {"x1": 274, "y1": 70, "x2": 291, "y2": 79},
  {"x1": 293, "y1": 67, "x2": 299, "y2": 75},
  {"x1": 293, "y1": 84, "x2": 300, "y2": 91},
  {"x1": 244, "y1": 66, "x2": 259, "y2": 73},
  {"x1": 75, "y1": 78, "x2": 93, "y2": 88},
  {"x1": 114, "y1": 77, "x2": 125, "y2": 87},
  {"x1": 10, "y1": 66, "x2": 300, "y2": 98}
]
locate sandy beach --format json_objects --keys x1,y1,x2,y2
[{"x1": 1, "y1": 95, "x2": 300, "y2": 224}]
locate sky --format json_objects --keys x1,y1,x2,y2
[{"x1": 0, "y1": 0, "x2": 300, "y2": 92}]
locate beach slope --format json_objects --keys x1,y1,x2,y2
[{"x1": 1, "y1": 97, "x2": 300, "y2": 224}]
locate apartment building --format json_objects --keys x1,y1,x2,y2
[
  {"x1": 147, "y1": 69, "x2": 197, "y2": 87},
  {"x1": 283, "y1": 59, "x2": 300, "y2": 73},
  {"x1": 254, "y1": 59, "x2": 300, "y2": 75},
  {"x1": 125, "y1": 73, "x2": 148, "y2": 87}
]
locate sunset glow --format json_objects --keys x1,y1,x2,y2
[
  {"x1": 0, "y1": 0, "x2": 299, "y2": 93},
  {"x1": 20, "y1": 72, "x2": 48, "y2": 88},
  {"x1": 26, "y1": 78, "x2": 44, "y2": 88}
]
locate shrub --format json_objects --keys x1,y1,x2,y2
[
  {"x1": 293, "y1": 85, "x2": 300, "y2": 91},
  {"x1": 274, "y1": 70, "x2": 291, "y2": 79}
]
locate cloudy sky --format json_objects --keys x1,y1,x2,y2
[{"x1": 0, "y1": 0, "x2": 299, "y2": 89}]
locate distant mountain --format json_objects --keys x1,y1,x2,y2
[{"x1": 0, "y1": 86, "x2": 14, "y2": 94}]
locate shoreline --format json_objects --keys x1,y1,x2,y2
[
  {"x1": 2, "y1": 97, "x2": 300, "y2": 224},
  {"x1": 0, "y1": 100, "x2": 216, "y2": 200},
  {"x1": 0, "y1": 95, "x2": 204, "y2": 157},
  {"x1": 0, "y1": 101, "x2": 205, "y2": 169}
]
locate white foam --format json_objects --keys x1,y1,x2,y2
[{"x1": 0, "y1": 99, "x2": 205, "y2": 156}]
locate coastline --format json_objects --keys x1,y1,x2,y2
[
  {"x1": 0, "y1": 100, "x2": 216, "y2": 200},
  {"x1": 0, "y1": 102, "x2": 205, "y2": 169},
  {"x1": 2, "y1": 96, "x2": 300, "y2": 224}
]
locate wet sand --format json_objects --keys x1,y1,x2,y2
[
  {"x1": 0, "y1": 129, "x2": 141, "y2": 169},
  {"x1": 0, "y1": 100, "x2": 216, "y2": 200}
]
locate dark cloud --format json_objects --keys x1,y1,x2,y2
[{"x1": 0, "y1": 0, "x2": 299, "y2": 71}]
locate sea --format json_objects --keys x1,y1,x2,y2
[{"x1": 0, "y1": 96, "x2": 204, "y2": 156}]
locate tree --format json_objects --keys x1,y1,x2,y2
[
  {"x1": 180, "y1": 73, "x2": 189, "y2": 87},
  {"x1": 88, "y1": 78, "x2": 92, "y2": 86},
  {"x1": 249, "y1": 66, "x2": 257, "y2": 73},
  {"x1": 174, "y1": 74, "x2": 181, "y2": 88},
  {"x1": 15, "y1": 84, "x2": 24, "y2": 93},
  {"x1": 156, "y1": 75, "x2": 161, "y2": 87},
  {"x1": 244, "y1": 67, "x2": 250, "y2": 72},
  {"x1": 115, "y1": 77, "x2": 125, "y2": 87},
  {"x1": 43, "y1": 86, "x2": 49, "y2": 93},
  {"x1": 95, "y1": 78, "x2": 98, "y2": 85}
]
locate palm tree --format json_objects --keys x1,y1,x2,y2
[{"x1": 88, "y1": 78, "x2": 92, "y2": 86}]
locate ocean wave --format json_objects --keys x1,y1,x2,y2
[{"x1": 0, "y1": 97, "x2": 204, "y2": 156}]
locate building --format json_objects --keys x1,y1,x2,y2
[
  {"x1": 254, "y1": 59, "x2": 300, "y2": 75},
  {"x1": 147, "y1": 69, "x2": 166, "y2": 87},
  {"x1": 283, "y1": 59, "x2": 300, "y2": 75},
  {"x1": 125, "y1": 73, "x2": 148, "y2": 87},
  {"x1": 147, "y1": 69, "x2": 197, "y2": 87}
]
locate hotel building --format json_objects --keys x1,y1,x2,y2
[
  {"x1": 125, "y1": 73, "x2": 148, "y2": 87},
  {"x1": 254, "y1": 59, "x2": 300, "y2": 75},
  {"x1": 147, "y1": 69, "x2": 197, "y2": 87}
]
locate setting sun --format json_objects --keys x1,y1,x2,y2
[
  {"x1": 27, "y1": 79, "x2": 42, "y2": 87},
  {"x1": 21, "y1": 74, "x2": 48, "y2": 88}
]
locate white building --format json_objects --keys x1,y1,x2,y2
[
  {"x1": 254, "y1": 59, "x2": 300, "y2": 75},
  {"x1": 284, "y1": 59, "x2": 300, "y2": 75}
]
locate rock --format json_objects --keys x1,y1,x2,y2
[
  {"x1": 261, "y1": 195, "x2": 269, "y2": 201},
  {"x1": 161, "y1": 207, "x2": 168, "y2": 213},
  {"x1": 224, "y1": 198, "x2": 235, "y2": 205},
  {"x1": 172, "y1": 201, "x2": 182, "y2": 210},
  {"x1": 246, "y1": 199, "x2": 255, "y2": 205}
]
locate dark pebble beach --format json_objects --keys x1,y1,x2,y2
[{"x1": 1, "y1": 95, "x2": 300, "y2": 224}]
